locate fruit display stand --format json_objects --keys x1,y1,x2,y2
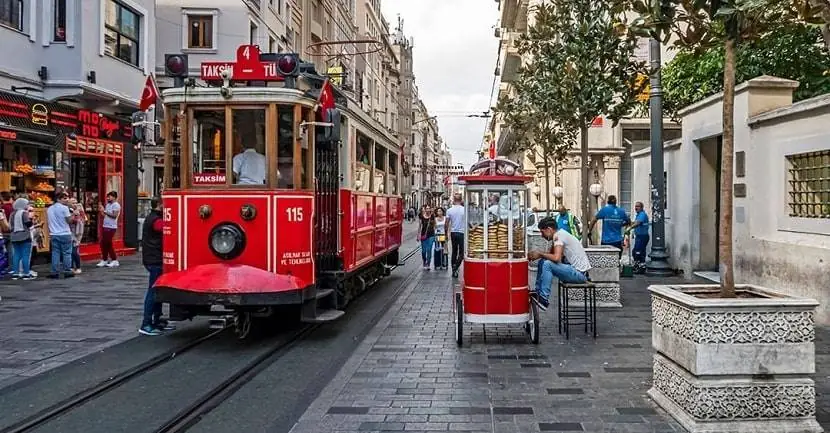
[{"x1": 13, "y1": 162, "x2": 56, "y2": 253}]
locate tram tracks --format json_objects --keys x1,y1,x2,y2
[
  {"x1": 157, "y1": 243, "x2": 423, "y2": 433},
  {"x1": 1, "y1": 242, "x2": 423, "y2": 433}
]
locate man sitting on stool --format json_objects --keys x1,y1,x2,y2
[{"x1": 528, "y1": 216, "x2": 592, "y2": 311}]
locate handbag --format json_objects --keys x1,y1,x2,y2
[{"x1": 437, "y1": 234, "x2": 446, "y2": 243}]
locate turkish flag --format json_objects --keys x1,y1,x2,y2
[
  {"x1": 139, "y1": 75, "x2": 158, "y2": 112},
  {"x1": 318, "y1": 78, "x2": 335, "y2": 113},
  {"x1": 488, "y1": 139, "x2": 496, "y2": 159}
]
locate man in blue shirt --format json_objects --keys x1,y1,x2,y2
[
  {"x1": 555, "y1": 205, "x2": 581, "y2": 240},
  {"x1": 588, "y1": 195, "x2": 630, "y2": 258},
  {"x1": 628, "y1": 201, "x2": 650, "y2": 273}
]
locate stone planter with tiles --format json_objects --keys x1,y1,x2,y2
[
  {"x1": 648, "y1": 284, "x2": 822, "y2": 433},
  {"x1": 581, "y1": 245, "x2": 621, "y2": 308}
]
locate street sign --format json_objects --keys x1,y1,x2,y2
[{"x1": 200, "y1": 45, "x2": 291, "y2": 81}]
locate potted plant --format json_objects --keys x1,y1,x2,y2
[{"x1": 630, "y1": 1, "x2": 823, "y2": 431}]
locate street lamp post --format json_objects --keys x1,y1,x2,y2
[{"x1": 646, "y1": 37, "x2": 672, "y2": 276}]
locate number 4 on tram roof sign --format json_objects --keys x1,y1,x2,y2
[{"x1": 200, "y1": 45, "x2": 299, "y2": 81}]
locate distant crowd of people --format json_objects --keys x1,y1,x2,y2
[{"x1": 0, "y1": 190, "x2": 122, "y2": 280}]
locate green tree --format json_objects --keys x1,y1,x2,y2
[
  {"x1": 495, "y1": 73, "x2": 576, "y2": 214},
  {"x1": 662, "y1": 23, "x2": 830, "y2": 118},
  {"x1": 632, "y1": 0, "x2": 794, "y2": 297},
  {"x1": 509, "y1": 0, "x2": 648, "y2": 246}
]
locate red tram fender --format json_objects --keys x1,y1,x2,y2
[{"x1": 155, "y1": 263, "x2": 307, "y2": 294}]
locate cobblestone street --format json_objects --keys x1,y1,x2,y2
[
  {"x1": 0, "y1": 256, "x2": 150, "y2": 389},
  {"x1": 290, "y1": 265, "x2": 830, "y2": 433}
]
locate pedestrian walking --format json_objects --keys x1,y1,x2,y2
[
  {"x1": 433, "y1": 207, "x2": 448, "y2": 270},
  {"x1": 97, "y1": 191, "x2": 121, "y2": 267},
  {"x1": 0, "y1": 209, "x2": 9, "y2": 275},
  {"x1": 8, "y1": 198, "x2": 35, "y2": 280},
  {"x1": 69, "y1": 198, "x2": 86, "y2": 274},
  {"x1": 418, "y1": 205, "x2": 435, "y2": 270},
  {"x1": 588, "y1": 195, "x2": 630, "y2": 258},
  {"x1": 628, "y1": 201, "x2": 650, "y2": 274},
  {"x1": 445, "y1": 193, "x2": 465, "y2": 278},
  {"x1": 139, "y1": 198, "x2": 175, "y2": 336},
  {"x1": 46, "y1": 192, "x2": 74, "y2": 279}
]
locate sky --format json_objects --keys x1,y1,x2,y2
[{"x1": 380, "y1": 0, "x2": 500, "y2": 170}]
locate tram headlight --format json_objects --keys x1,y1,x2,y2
[{"x1": 208, "y1": 223, "x2": 245, "y2": 260}]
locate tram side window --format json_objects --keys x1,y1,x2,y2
[
  {"x1": 388, "y1": 152, "x2": 398, "y2": 195},
  {"x1": 231, "y1": 109, "x2": 267, "y2": 185},
  {"x1": 192, "y1": 110, "x2": 226, "y2": 183},
  {"x1": 354, "y1": 132, "x2": 371, "y2": 192},
  {"x1": 373, "y1": 145, "x2": 386, "y2": 194},
  {"x1": 277, "y1": 107, "x2": 294, "y2": 189},
  {"x1": 163, "y1": 104, "x2": 182, "y2": 189}
]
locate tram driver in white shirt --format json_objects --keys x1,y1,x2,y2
[{"x1": 232, "y1": 142, "x2": 267, "y2": 185}]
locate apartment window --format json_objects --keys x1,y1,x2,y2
[
  {"x1": 249, "y1": 22, "x2": 257, "y2": 44},
  {"x1": 268, "y1": 35, "x2": 275, "y2": 52},
  {"x1": 54, "y1": 0, "x2": 67, "y2": 41},
  {"x1": 188, "y1": 15, "x2": 213, "y2": 48},
  {"x1": 0, "y1": 0, "x2": 23, "y2": 31},
  {"x1": 787, "y1": 150, "x2": 830, "y2": 218},
  {"x1": 104, "y1": 0, "x2": 141, "y2": 66}
]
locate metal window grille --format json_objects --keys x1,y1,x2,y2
[{"x1": 787, "y1": 150, "x2": 830, "y2": 218}]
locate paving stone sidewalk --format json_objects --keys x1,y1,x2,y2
[
  {"x1": 290, "y1": 266, "x2": 830, "y2": 433},
  {"x1": 0, "y1": 255, "x2": 149, "y2": 389}
]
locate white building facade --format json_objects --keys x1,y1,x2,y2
[{"x1": 631, "y1": 75, "x2": 830, "y2": 324}]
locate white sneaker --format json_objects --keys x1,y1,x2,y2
[
  {"x1": 96, "y1": 260, "x2": 108, "y2": 267},
  {"x1": 106, "y1": 260, "x2": 120, "y2": 267},
  {"x1": 29, "y1": 270, "x2": 37, "y2": 277}
]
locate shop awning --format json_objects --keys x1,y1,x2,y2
[{"x1": 0, "y1": 124, "x2": 61, "y2": 150}]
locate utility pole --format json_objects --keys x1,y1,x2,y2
[{"x1": 646, "y1": 37, "x2": 672, "y2": 276}]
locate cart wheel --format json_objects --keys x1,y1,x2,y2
[
  {"x1": 455, "y1": 293, "x2": 463, "y2": 347},
  {"x1": 529, "y1": 301, "x2": 540, "y2": 344}
]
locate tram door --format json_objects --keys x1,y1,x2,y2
[
  {"x1": 314, "y1": 117, "x2": 340, "y2": 273},
  {"x1": 69, "y1": 158, "x2": 101, "y2": 244}
]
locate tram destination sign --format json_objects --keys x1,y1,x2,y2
[{"x1": 201, "y1": 45, "x2": 286, "y2": 82}]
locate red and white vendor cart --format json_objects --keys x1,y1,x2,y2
[{"x1": 454, "y1": 157, "x2": 539, "y2": 346}]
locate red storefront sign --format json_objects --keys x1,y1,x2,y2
[
  {"x1": 0, "y1": 91, "x2": 131, "y2": 141},
  {"x1": 0, "y1": 129, "x2": 17, "y2": 140}
]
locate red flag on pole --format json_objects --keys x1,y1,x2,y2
[
  {"x1": 139, "y1": 75, "x2": 158, "y2": 112},
  {"x1": 488, "y1": 139, "x2": 496, "y2": 159},
  {"x1": 318, "y1": 78, "x2": 335, "y2": 113}
]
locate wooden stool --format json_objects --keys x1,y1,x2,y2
[{"x1": 557, "y1": 281, "x2": 597, "y2": 339}]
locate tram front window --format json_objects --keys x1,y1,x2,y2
[
  {"x1": 277, "y1": 107, "x2": 295, "y2": 189},
  {"x1": 192, "y1": 110, "x2": 227, "y2": 183},
  {"x1": 231, "y1": 109, "x2": 266, "y2": 185}
]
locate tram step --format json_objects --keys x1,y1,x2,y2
[
  {"x1": 208, "y1": 317, "x2": 229, "y2": 329},
  {"x1": 301, "y1": 309, "x2": 345, "y2": 323},
  {"x1": 315, "y1": 288, "x2": 335, "y2": 300}
]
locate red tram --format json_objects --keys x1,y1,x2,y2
[{"x1": 153, "y1": 46, "x2": 404, "y2": 338}]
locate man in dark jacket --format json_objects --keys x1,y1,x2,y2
[{"x1": 139, "y1": 198, "x2": 173, "y2": 336}]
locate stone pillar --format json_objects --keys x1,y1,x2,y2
[
  {"x1": 602, "y1": 155, "x2": 621, "y2": 201},
  {"x1": 561, "y1": 155, "x2": 581, "y2": 215}
]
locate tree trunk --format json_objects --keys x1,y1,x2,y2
[
  {"x1": 580, "y1": 125, "x2": 590, "y2": 247},
  {"x1": 809, "y1": 0, "x2": 830, "y2": 50},
  {"x1": 543, "y1": 157, "x2": 552, "y2": 216},
  {"x1": 719, "y1": 39, "x2": 736, "y2": 298}
]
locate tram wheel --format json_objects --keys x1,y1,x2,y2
[
  {"x1": 529, "y1": 301, "x2": 540, "y2": 344},
  {"x1": 234, "y1": 312, "x2": 252, "y2": 340},
  {"x1": 455, "y1": 293, "x2": 463, "y2": 347}
]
